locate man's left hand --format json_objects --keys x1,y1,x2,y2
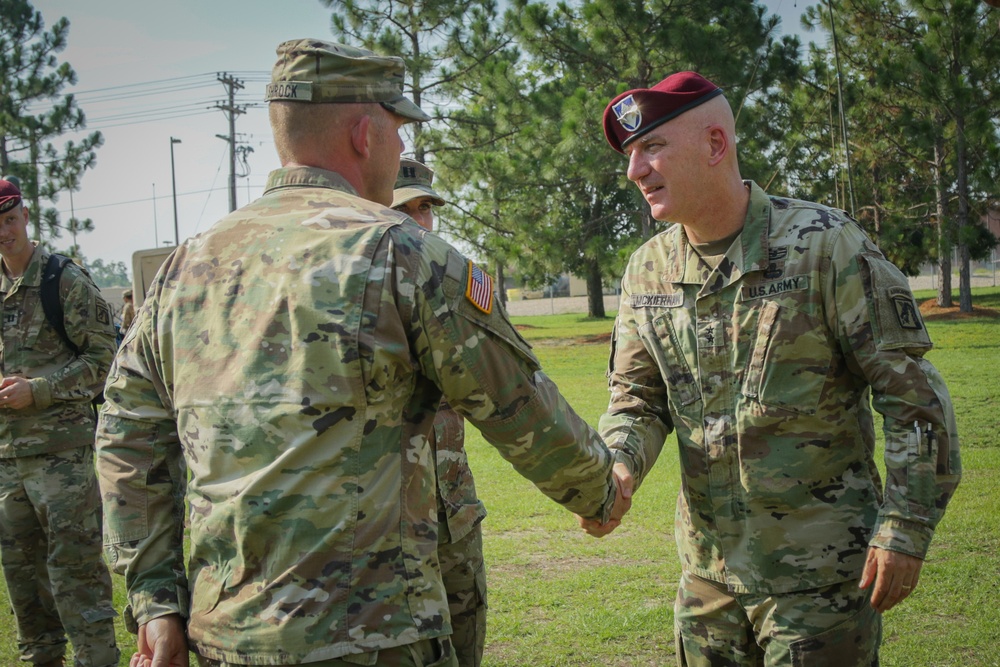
[{"x1": 859, "y1": 546, "x2": 923, "y2": 613}]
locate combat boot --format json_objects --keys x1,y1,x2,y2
[{"x1": 36, "y1": 659, "x2": 65, "y2": 667}]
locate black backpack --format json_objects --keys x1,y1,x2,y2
[{"x1": 39, "y1": 253, "x2": 114, "y2": 418}]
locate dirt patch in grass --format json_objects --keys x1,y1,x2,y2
[
  {"x1": 519, "y1": 331, "x2": 612, "y2": 346},
  {"x1": 577, "y1": 332, "x2": 611, "y2": 345},
  {"x1": 919, "y1": 299, "x2": 1000, "y2": 321},
  {"x1": 489, "y1": 553, "x2": 624, "y2": 576}
]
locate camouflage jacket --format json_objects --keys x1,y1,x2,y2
[
  {"x1": 600, "y1": 181, "x2": 961, "y2": 594},
  {"x1": 434, "y1": 402, "x2": 486, "y2": 544},
  {"x1": 96, "y1": 166, "x2": 615, "y2": 664},
  {"x1": 0, "y1": 245, "x2": 116, "y2": 457}
]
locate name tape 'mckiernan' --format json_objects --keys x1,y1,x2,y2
[{"x1": 630, "y1": 293, "x2": 683, "y2": 308}]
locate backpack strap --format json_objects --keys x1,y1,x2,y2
[
  {"x1": 40, "y1": 253, "x2": 81, "y2": 355},
  {"x1": 39, "y1": 253, "x2": 104, "y2": 420}
]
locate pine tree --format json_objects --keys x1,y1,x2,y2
[
  {"x1": 804, "y1": 0, "x2": 1000, "y2": 311},
  {"x1": 0, "y1": 0, "x2": 102, "y2": 244}
]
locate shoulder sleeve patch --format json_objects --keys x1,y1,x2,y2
[
  {"x1": 96, "y1": 302, "x2": 111, "y2": 325},
  {"x1": 857, "y1": 253, "x2": 931, "y2": 350},
  {"x1": 465, "y1": 261, "x2": 494, "y2": 315},
  {"x1": 889, "y1": 287, "x2": 922, "y2": 330}
]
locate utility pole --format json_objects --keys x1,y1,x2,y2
[
  {"x1": 170, "y1": 137, "x2": 182, "y2": 245},
  {"x1": 827, "y1": 0, "x2": 856, "y2": 217},
  {"x1": 215, "y1": 73, "x2": 245, "y2": 213}
]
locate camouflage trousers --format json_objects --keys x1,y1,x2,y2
[
  {"x1": 439, "y1": 523, "x2": 487, "y2": 667},
  {"x1": 674, "y1": 571, "x2": 881, "y2": 667},
  {"x1": 195, "y1": 636, "x2": 457, "y2": 667},
  {"x1": 0, "y1": 446, "x2": 119, "y2": 667}
]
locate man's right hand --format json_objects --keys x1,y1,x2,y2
[
  {"x1": 131, "y1": 614, "x2": 188, "y2": 667},
  {"x1": 577, "y1": 462, "x2": 633, "y2": 538}
]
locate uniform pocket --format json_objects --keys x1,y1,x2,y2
[
  {"x1": 80, "y1": 604, "x2": 119, "y2": 623},
  {"x1": 743, "y1": 300, "x2": 831, "y2": 416},
  {"x1": 641, "y1": 314, "x2": 699, "y2": 410},
  {"x1": 444, "y1": 252, "x2": 539, "y2": 373},
  {"x1": 789, "y1": 602, "x2": 880, "y2": 667},
  {"x1": 412, "y1": 636, "x2": 457, "y2": 667}
]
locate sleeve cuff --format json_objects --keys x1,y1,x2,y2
[
  {"x1": 869, "y1": 515, "x2": 933, "y2": 559},
  {"x1": 612, "y1": 448, "x2": 639, "y2": 479},
  {"x1": 128, "y1": 587, "x2": 190, "y2": 632},
  {"x1": 28, "y1": 377, "x2": 52, "y2": 410}
]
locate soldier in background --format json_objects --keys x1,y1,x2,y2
[
  {"x1": 96, "y1": 39, "x2": 629, "y2": 667},
  {"x1": 393, "y1": 158, "x2": 487, "y2": 667},
  {"x1": 0, "y1": 178, "x2": 119, "y2": 667},
  {"x1": 120, "y1": 289, "x2": 135, "y2": 329},
  {"x1": 590, "y1": 71, "x2": 961, "y2": 665}
]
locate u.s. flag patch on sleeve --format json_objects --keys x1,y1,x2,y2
[{"x1": 465, "y1": 261, "x2": 494, "y2": 315}]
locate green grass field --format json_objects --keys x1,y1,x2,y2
[{"x1": 1, "y1": 288, "x2": 997, "y2": 666}]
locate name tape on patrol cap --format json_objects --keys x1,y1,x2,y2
[{"x1": 265, "y1": 81, "x2": 313, "y2": 102}]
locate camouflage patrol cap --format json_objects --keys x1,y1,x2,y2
[
  {"x1": 391, "y1": 158, "x2": 446, "y2": 208},
  {"x1": 603, "y1": 71, "x2": 724, "y2": 153},
  {"x1": 266, "y1": 39, "x2": 430, "y2": 123},
  {"x1": 0, "y1": 178, "x2": 22, "y2": 214}
]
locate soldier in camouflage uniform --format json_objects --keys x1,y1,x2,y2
[
  {"x1": 95, "y1": 40, "x2": 629, "y2": 667},
  {"x1": 0, "y1": 178, "x2": 119, "y2": 667},
  {"x1": 590, "y1": 72, "x2": 961, "y2": 665},
  {"x1": 392, "y1": 159, "x2": 488, "y2": 667},
  {"x1": 120, "y1": 289, "x2": 135, "y2": 330}
]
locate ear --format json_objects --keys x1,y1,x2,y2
[
  {"x1": 351, "y1": 115, "x2": 372, "y2": 159},
  {"x1": 706, "y1": 125, "x2": 728, "y2": 167}
]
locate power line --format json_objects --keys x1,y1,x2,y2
[
  {"x1": 47, "y1": 184, "x2": 270, "y2": 215},
  {"x1": 19, "y1": 72, "x2": 270, "y2": 133}
]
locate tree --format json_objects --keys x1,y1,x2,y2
[
  {"x1": 85, "y1": 257, "x2": 130, "y2": 289},
  {"x1": 323, "y1": 0, "x2": 510, "y2": 163},
  {"x1": 324, "y1": 0, "x2": 527, "y2": 300},
  {"x1": 426, "y1": 37, "x2": 541, "y2": 306},
  {"x1": 0, "y1": 0, "x2": 102, "y2": 243},
  {"x1": 803, "y1": 0, "x2": 1000, "y2": 312},
  {"x1": 495, "y1": 0, "x2": 801, "y2": 316}
]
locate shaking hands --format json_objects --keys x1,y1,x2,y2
[{"x1": 577, "y1": 462, "x2": 633, "y2": 538}]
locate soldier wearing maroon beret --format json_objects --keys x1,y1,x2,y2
[
  {"x1": 0, "y1": 177, "x2": 119, "y2": 667},
  {"x1": 586, "y1": 72, "x2": 961, "y2": 666}
]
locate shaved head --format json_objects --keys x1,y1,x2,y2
[{"x1": 269, "y1": 101, "x2": 375, "y2": 165}]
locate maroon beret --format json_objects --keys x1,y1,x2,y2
[
  {"x1": 0, "y1": 179, "x2": 22, "y2": 214},
  {"x1": 603, "y1": 71, "x2": 724, "y2": 154}
]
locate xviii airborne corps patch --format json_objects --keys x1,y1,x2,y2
[{"x1": 891, "y1": 291, "x2": 922, "y2": 330}]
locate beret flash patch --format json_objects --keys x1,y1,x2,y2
[{"x1": 613, "y1": 94, "x2": 642, "y2": 132}]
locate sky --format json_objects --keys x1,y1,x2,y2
[{"x1": 26, "y1": 0, "x2": 822, "y2": 272}]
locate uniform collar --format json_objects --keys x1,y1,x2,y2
[
  {"x1": 264, "y1": 166, "x2": 360, "y2": 197},
  {"x1": 660, "y1": 180, "x2": 771, "y2": 288},
  {"x1": 737, "y1": 180, "x2": 772, "y2": 274},
  {"x1": 0, "y1": 243, "x2": 42, "y2": 292}
]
